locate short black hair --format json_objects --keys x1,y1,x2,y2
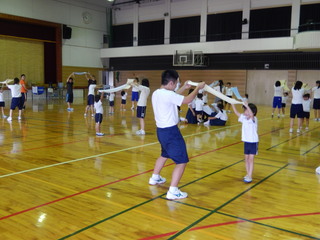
[
  {"x1": 294, "y1": 81, "x2": 303, "y2": 90},
  {"x1": 303, "y1": 93, "x2": 310, "y2": 98},
  {"x1": 14, "y1": 77, "x2": 19, "y2": 84},
  {"x1": 217, "y1": 103, "x2": 224, "y2": 112},
  {"x1": 275, "y1": 81, "x2": 281, "y2": 87},
  {"x1": 141, "y1": 78, "x2": 149, "y2": 87},
  {"x1": 243, "y1": 103, "x2": 258, "y2": 116},
  {"x1": 121, "y1": 90, "x2": 125, "y2": 96},
  {"x1": 95, "y1": 94, "x2": 101, "y2": 102},
  {"x1": 161, "y1": 70, "x2": 179, "y2": 85},
  {"x1": 197, "y1": 93, "x2": 203, "y2": 99}
]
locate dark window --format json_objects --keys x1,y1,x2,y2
[
  {"x1": 138, "y1": 20, "x2": 164, "y2": 46},
  {"x1": 249, "y1": 6, "x2": 291, "y2": 38},
  {"x1": 299, "y1": 3, "x2": 320, "y2": 32},
  {"x1": 112, "y1": 24, "x2": 133, "y2": 47},
  {"x1": 207, "y1": 11, "x2": 242, "y2": 41},
  {"x1": 170, "y1": 16, "x2": 200, "y2": 43}
]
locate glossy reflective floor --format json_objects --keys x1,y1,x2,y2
[{"x1": 0, "y1": 98, "x2": 319, "y2": 240}]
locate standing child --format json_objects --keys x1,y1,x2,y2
[
  {"x1": 312, "y1": 80, "x2": 320, "y2": 121},
  {"x1": 185, "y1": 89, "x2": 197, "y2": 124},
  {"x1": 195, "y1": 93, "x2": 204, "y2": 123},
  {"x1": 231, "y1": 102, "x2": 258, "y2": 183},
  {"x1": 271, "y1": 81, "x2": 284, "y2": 118},
  {"x1": 66, "y1": 72, "x2": 74, "y2": 112},
  {"x1": 150, "y1": 69, "x2": 205, "y2": 200},
  {"x1": 120, "y1": 90, "x2": 127, "y2": 111},
  {"x1": 281, "y1": 92, "x2": 289, "y2": 116},
  {"x1": 224, "y1": 82, "x2": 233, "y2": 113},
  {"x1": 131, "y1": 77, "x2": 139, "y2": 110},
  {"x1": 109, "y1": 92, "x2": 115, "y2": 114},
  {"x1": 289, "y1": 81, "x2": 305, "y2": 133},
  {"x1": 133, "y1": 78, "x2": 150, "y2": 135},
  {"x1": 0, "y1": 86, "x2": 7, "y2": 118},
  {"x1": 19, "y1": 74, "x2": 28, "y2": 109},
  {"x1": 84, "y1": 73, "x2": 97, "y2": 117},
  {"x1": 6, "y1": 78, "x2": 23, "y2": 121},
  {"x1": 94, "y1": 94, "x2": 105, "y2": 136},
  {"x1": 302, "y1": 93, "x2": 312, "y2": 130}
]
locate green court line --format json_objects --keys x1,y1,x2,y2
[
  {"x1": 58, "y1": 159, "x2": 243, "y2": 239},
  {"x1": 216, "y1": 211, "x2": 320, "y2": 240},
  {"x1": 167, "y1": 163, "x2": 289, "y2": 239}
]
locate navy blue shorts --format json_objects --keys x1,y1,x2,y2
[
  {"x1": 0, "y1": 102, "x2": 5, "y2": 107},
  {"x1": 21, "y1": 92, "x2": 27, "y2": 102},
  {"x1": 87, "y1": 94, "x2": 94, "y2": 105},
  {"x1": 137, "y1": 106, "x2": 146, "y2": 118},
  {"x1": 10, "y1": 97, "x2": 23, "y2": 110},
  {"x1": 313, "y1": 98, "x2": 320, "y2": 109},
  {"x1": 157, "y1": 125, "x2": 189, "y2": 164},
  {"x1": 121, "y1": 99, "x2": 126, "y2": 104},
  {"x1": 109, "y1": 101, "x2": 114, "y2": 107},
  {"x1": 131, "y1": 91, "x2": 139, "y2": 101},
  {"x1": 302, "y1": 111, "x2": 310, "y2": 119},
  {"x1": 195, "y1": 110, "x2": 203, "y2": 115},
  {"x1": 282, "y1": 103, "x2": 286, "y2": 108},
  {"x1": 95, "y1": 113, "x2": 103, "y2": 123},
  {"x1": 273, "y1": 96, "x2": 282, "y2": 108},
  {"x1": 66, "y1": 93, "x2": 73, "y2": 103},
  {"x1": 244, "y1": 142, "x2": 258, "y2": 155},
  {"x1": 290, "y1": 104, "x2": 304, "y2": 118}
]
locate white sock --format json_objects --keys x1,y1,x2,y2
[
  {"x1": 169, "y1": 186, "x2": 178, "y2": 193},
  {"x1": 152, "y1": 174, "x2": 160, "y2": 180}
]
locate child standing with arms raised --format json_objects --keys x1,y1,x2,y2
[
  {"x1": 6, "y1": 78, "x2": 23, "y2": 121},
  {"x1": 231, "y1": 102, "x2": 258, "y2": 183},
  {"x1": 94, "y1": 94, "x2": 105, "y2": 136}
]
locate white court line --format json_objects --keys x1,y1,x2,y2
[{"x1": 0, "y1": 118, "x2": 272, "y2": 179}]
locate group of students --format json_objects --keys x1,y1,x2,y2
[
  {"x1": 271, "y1": 80, "x2": 320, "y2": 133},
  {"x1": 0, "y1": 74, "x2": 28, "y2": 121},
  {"x1": 66, "y1": 73, "x2": 151, "y2": 137}
]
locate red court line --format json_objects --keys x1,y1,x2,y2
[{"x1": 139, "y1": 212, "x2": 320, "y2": 240}]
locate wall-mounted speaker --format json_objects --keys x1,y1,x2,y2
[{"x1": 63, "y1": 24, "x2": 72, "y2": 39}]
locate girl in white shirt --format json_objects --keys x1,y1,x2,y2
[
  {"x1": 120, "y1": 90, "x2": 127, "y2": 111},
  {"x1": 289, "y1": 81, "x2": 305, "y2": 133},
  {"x1": 134, "y1": 79, "x2": 150, "y2": 135}
]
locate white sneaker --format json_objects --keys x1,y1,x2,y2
[
  {"x1": 297, "y1": 129, "x2": 300, "y2": 133},
  {"x1": 289, "y1": 128, "x2": 293, "y2": 133},
  {"x1": 2, "y1": 115, "x2": 7, "y2": 118},
  {"x1": 166, "y1": 189, "x2": 188, "y2": 200},
  {"x1": 84, "y1": 113, "x2": 87, "y2": 117},
  {"x1": 136, "y1": 129, "x2": 145, "y2": 135},
  {"x1": 149, "y1": 176, "x2": 166, "y2": 185},
  {"x1": 243, "y1": 176, "x2": 252, "y2": 183},
  {"x1": 96, "y1": 132, "x2": 105, "y2": 136},
  {"x1": 91, "y1": 114, "x2": 94, "y2": 117},
  {"x1": 18, "y1": 116, "x2": 22, "y2": 120},
  {"x1": 305, "y1": 127, "x2": 309, "y2": 130},
  {"x1": 7, "y1": 117, "x2": 12, "y2": 121}
]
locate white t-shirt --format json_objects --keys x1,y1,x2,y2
[
  {"x1": 94, "y1": 100, "x2": 103, "y2": 114},
  {"x1": 214, "y1": 85, "x2": 225, "y2": 93},
  {"x1": 238, "y1": 114, "x2": 259, "y2": 143},
  {"x1": 109, "y1": 93, "x2": 115, "y2": 101},
  {"x1": 0, "y1": 92, "x2": 4, "y2": 102},
  {"x1": 8, "y1": 84, "x2": 22, "y2": 98},
  {"x1": 274, "y1": 86, "x2": 283, "y2": 97},
  {"x1": 195, "y1": 98, "x2": 204, "y2": 111},
  {"x1": 291, "y1": 87, "x2": 304, "y2": 104},
  {"x1": 225, "y1": 87, "x2": 233, "y2": 96},
  {"x1": 132, "y1": 85, "x2": 139, "y2": 92},
  {"x1": 121, "y1": 92, "x2": 127, "y2": 100},
  {"x1": 137, "y1": 85, "x2": 150, "y2": 106},
  {"x1": 282, "y1": 95, "x2": 288, "y2": 104},
  {"x1": 152, "y1": 88, "x2": 184, "y2": 128},
  {"x1": 88, "y1": 84, "x2": 96, "y2": 95},
  {"x1": 302, "y1": 99, "x2": 312, "y2": 112},
  {"x1": 188, "y1": 98, "x2": 196, "y2": 109},
  {"x1": 215, "y1": 110, "x2": 228, "y2": 121},
  {"x1": 203, "y1": 105, "x2": 213, "y2": 115},
  {"x1": 312, "y1": 86, "x2": 320, "y2": 99}
]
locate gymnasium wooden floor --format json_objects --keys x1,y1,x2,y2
[{"x1": 0, "y1": 97, "x2": 319, "y2": 240}]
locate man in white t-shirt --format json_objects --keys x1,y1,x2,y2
[{"x1": 149, "y1": 69, "x2": 205, "y2": 200}]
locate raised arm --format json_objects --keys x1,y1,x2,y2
[
  {"x1": 66, "y1": 72, "x2": 74, "y2": 82},
  {"x1": 231, "y1": 104, "x2": 241, "y2": 117},
  {"x1": 182, "y1": 82, "x2": 205, "y2": 105}
]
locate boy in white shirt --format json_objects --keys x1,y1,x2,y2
[
  {"x1": 194, "y1": 93, "x2": 204, "y2": 123},
  {"x1": 133, "y1": 79, "x2": 150, "y2": 135},
  {"x1": 231, "y1": 102, "x2": 258, "y2": 183},
  {"x1": 84, "y1": 73, "x2": 97, "y2": 117},
  {"x1": 109, "y1": 92, "x2": 115, "y2": 114},
  {"x1": 150, "y1": 69, "x2": 205, "y2": 200},
  {"x1": 94, "y1": 94, "x2": 105, "y2": 136},
  {"x1": 302, "y1": 93, "x2": 312, "y2": 130},
  {"x1": 281, "y1": 92, "x2": 289, "y2": 116},
  {"x1": 120, "y1": 90, "x2": 127, "y2": 111},
  {"x1": 6, "y1": 78, "x2": 22, "y2": 121}
]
